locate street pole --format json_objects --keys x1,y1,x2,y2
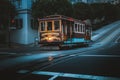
[{"x1": 8, "y1": 18, "x2": 11, "y2": 48}]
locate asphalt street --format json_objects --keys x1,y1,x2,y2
[{"x1": 0, "y1": 21, "x2": 120, "y2": 80}]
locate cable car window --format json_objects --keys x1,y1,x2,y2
[
  {"x1": 47, "y1": 22, "x2": 52, "y2": 31},
  {"x1": 82, "y1": 24, "x2": 85, "y2": 32},
  {"x1": 54, "y1": 21, "x2": 60, "y2": 30},
  {"x1": 83, "y1": 25, "x2": 85, "y2": 32},
  {"x1": 75, "y1": 24, "x2": 77, "y2": 32},
  {"x1": 81, "y1": 24, "x2": 83, "y2": 32},
  {"x1": 78, "y1": 24, "x2": 80, "y2": 32},
  {"x1": 40, "y1": 22, "x2": 45, "y2": 31}
]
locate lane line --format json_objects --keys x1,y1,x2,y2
[{"x1": 68, "y1": 54, "x2": 120, "y2": 58}]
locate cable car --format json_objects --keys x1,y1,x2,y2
[{"x1": 38, "y1": 15, "x2": 92, "y2": 49}]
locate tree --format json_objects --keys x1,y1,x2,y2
[
  {"x1": 116, "y1": 3, "x2": 120, "y2": 19},
  {"x1": 73, "y1": 3, "x2": 92, "y2": 20},
  {"x1": 52, "y1": 0, "x2": 73, "y2": 17},
  {"x1": 90, "y1": 3, "x2": 105, "y2": 19},
  {"x1": 0, "y1": 0, "x2": 16, "y2": 29},
  {"x1": 31, "y1": 0, "x2": 73, "y2": 19},
  {"x1": 102, "y1": 3, "x2": 117, "y2": 21}
]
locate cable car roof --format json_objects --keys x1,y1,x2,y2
[{"x1": 38, "y1": 15, "x2": 82, "y2": 23}]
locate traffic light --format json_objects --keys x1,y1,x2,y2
[{"x1": 10, "y1": 19, "x2": 16, "y2": 27}]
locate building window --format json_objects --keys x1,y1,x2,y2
[
  {"x1": 10, "y1": 0, "x2": 22, "y2": 9},
  {"x1": 31, "y1": 19, "x2": 38, "y2": 30},
  {"x1": 10, "y1": 18, "x2": 23, "y2": 29},
  {"x1": 32, "y1": 0, "x2": 38, "y2": 4},
  {"x1": 17, "y1": 0, "x2": 22, "y2": 8}
]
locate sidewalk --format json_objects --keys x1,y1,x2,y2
[
  {"x1": 0, "y1": 43, "x2": 41, "y2": 53},
  {"x1": 0, "y1": 42, "x2": 38, "y2": 48}
]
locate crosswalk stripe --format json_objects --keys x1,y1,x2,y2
[
  {"x1": 18, "y1": 69, "x2": 120, "y2": 80},
  {"x1": 30, "y1": 71, "x2": 119, "y2": 80}
]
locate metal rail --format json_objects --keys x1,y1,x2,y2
[{"x1": 2, "y1": 21, "x2": 120, "y2": 80}]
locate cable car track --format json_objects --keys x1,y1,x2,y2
[
  {"x1": 1, "y1": 43, "x2": 119, "y2": 80},
  {"x1": 1, "y1": 21, "x2": 120, "y2": 80},
  {"x1": 92, "y1": 23, "x2": 120, "y2": 44},
  {"x1": 0, "y1": 38, "x2": 119, "y2": 80},
  {"x1": 14, "y1": 22, "x2": 120, "y2": 79},
  {"x1": 14, "y1": 46, "x2": 108, "y2": 80}
]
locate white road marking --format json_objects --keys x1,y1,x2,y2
[
  {"x1": 69, "y1": 54, "x2": 76, "y2": 56},
  {"x1": 115, "y1": 35, "x2": 120, "y2": 43},
  {"x1": 48, "y1": 75, "x2": 58, "y2": 80},
  {"x1": 18, "y1": 70, "x2": 29, "y2": 73},
  {"x1": 68, "y1": 54, "x2": 113, "y2": 57},
  {"x1": 31, "y1": 71, "x2": 120, "y2": 80},
  {"x1": 78, "y1": 55, "x2": 120, "y2": 57},
  {"x1": 18, "y1": 70, "x2": 120, "y2": 80}
]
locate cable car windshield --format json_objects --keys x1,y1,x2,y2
[
  {"x1": 47, "y1": 22, "x2": 52, "y2": 31},
  {"x1": 40, "y1": 20, "x2": 60, "y2": 32},
  {"x1": 54, "y1": 20, "x2": 60, "y2": 30}
]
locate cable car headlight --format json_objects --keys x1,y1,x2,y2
[
  {"x1": 47, "y1": 36, "x2": 53, "y2": 42},
  {"x1": 48, "y1": 37, "x2": 52, "y2": 41}
]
